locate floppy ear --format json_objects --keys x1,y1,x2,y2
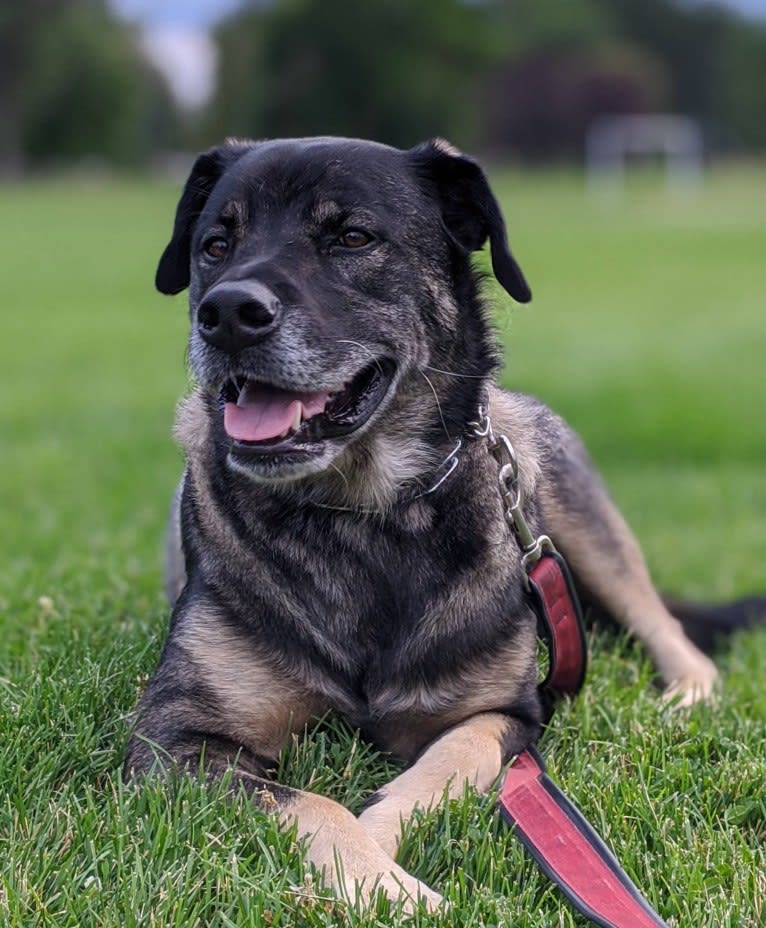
[
  {"x1": 155, "y1": 141, "x2": 253, "y2": 295},
  {"x1": 409, "y1": 139, "x2": 531, "y2": 303}
]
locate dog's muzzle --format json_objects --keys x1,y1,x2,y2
[{"x1": 220, "y1": 358, "x2": 398, "y2": 470}]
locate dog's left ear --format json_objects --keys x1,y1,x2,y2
[{"x1": 409, "y1": 138, "x2": 531, "y2": 303}]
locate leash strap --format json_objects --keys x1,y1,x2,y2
[
  {"x1": 508, "y1": 553, "x2": 669, "y2": 927},
  {"x1": 470, "y1": 404, "x2": 670, "y2": 927},
  {"x1": 498, "y1": 748, "x2": 670, "y2": 928},
  {"x1": 527, "y1": 550, "x2": 587, "y2": 709}
]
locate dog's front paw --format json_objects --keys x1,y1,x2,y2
[
  {"x1": 287, "y1": 791, "x2": 443, "y2": 914},
  {"x1": 653, "y1": 634, "x2": 719, "y2": 708},
  {"x1": 321, "y1": 848, "x2": 443, "y2": 914},
  {"x1": 661, "y1": 656, "x2": 719, "y2": 707},
  {"x1": 369, "y1": 868, "x2": 444, "y2": 914}
]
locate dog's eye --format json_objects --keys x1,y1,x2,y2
[
  {"x1": 337, "y1": 229, "x2": 374, "y2": 250},
  {"x1": 203, "y1": 237, "x2": 229, "y2": 260}
]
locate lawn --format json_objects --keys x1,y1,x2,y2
[{"x1": 1, "y1": 164, "x2": 764, "y2": 927}]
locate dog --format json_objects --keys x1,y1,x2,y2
[{"x1": 124, "y1": 136, "x2": 759, "y2": 911}]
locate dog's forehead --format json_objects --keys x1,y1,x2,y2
[{"x1": 213, "y1": 137, "x2": 423, "y2": 217}]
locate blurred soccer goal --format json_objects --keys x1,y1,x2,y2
[{"x1": 586, "y1": 114, "x2": 703, "y2": 195}]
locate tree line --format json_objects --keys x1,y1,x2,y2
[
  {"x1": 0, "y1": 1, "x2": 178, "y2": 174},
  {"x1": 2, "y1": 0, "x2": 766, "y2": 174}
]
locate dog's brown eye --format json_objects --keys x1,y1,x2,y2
[
  {"x1": 203, "y1": 237, "x2": 229, "y2": 260},
  {"x1": 338, "y1": 229, "x2": 373, "y2": 249}
]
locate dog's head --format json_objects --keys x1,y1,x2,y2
[{"x1": 157, "y1": 137, "x2": 530, "y2": 494}]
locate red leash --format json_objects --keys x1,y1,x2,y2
[
  {"x1": 501, "y1": 551, "x2": 669, "y2": 928},
  {"x1": 473, "y1": 409, "x2": 670, "y2": 928},
  {"x1": 528, "y1": 550, "x2": 588, "y2": 706},
  {"x1": 499, "y1": 747, "x2": 669, "y2": 928}
]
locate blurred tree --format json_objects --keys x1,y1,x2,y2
[
  {"x1": 0, "y1": 0, "x2": 179, "y2": 173},
  {"x1": 208, "y1": 0, "x2": 492, "y2": 148},
  {"x1": 481, "y1": 0, "x2": 617, "y2": 59},
  {"x1": 6, "y1": 0, "x2": 760, "y2": 169},
  {"x1": 605, "y1": 0, "x2": 766, "y2": 150},
  {"x1": 0, "y1": 2, "x2": 56, "y2": 174},
  {"x1": 477, "y1": 0, "x2": 668, "y2": 158},
  {"x1": 718, "y1": 17, "x2": 766, "y2": 150},
  {"x1": 483, "y1": 45, "x2": 667, "y2": 160},
  {"x1": 474, "y1": 0, "x2": 766, "y2": 157}
]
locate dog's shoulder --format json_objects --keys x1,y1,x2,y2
[
  {"x1": 487, "y1": 385, "x2": 600, "y2": 502},
  {"x1": 488, "y1": 387, "x2": 561, "y2": 481}
]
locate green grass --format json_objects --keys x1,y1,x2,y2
[{"x1": 1, "y1": 166, "x2": 764, "y2": 927}]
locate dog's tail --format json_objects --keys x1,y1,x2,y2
[{"x1": 663, "y1": 594, "x2": 766, "y2": 653}]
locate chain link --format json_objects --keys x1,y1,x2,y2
[{"x1": 471, "y1": 403, "x2": 557, "y2": 573}]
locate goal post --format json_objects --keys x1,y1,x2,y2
[{"x1": 586, "y1": 114, "x2": 704, "y2": 195}]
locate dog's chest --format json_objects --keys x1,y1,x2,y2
[{"x1": 267, "y1": 502, "x2": 535, "y2": 735}]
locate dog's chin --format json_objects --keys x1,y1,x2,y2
[
  {"x1": 220, "y1": 358, "x2": 398, "y2": 483},
  {"x1": 226, "y1": 443, "x2": 342, "y2": 483}
]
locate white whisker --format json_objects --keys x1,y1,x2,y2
[
  {"x1": 335, "y1": 339, "x2": 385, "y2": 375},
  {"x1": 423, "y1": 364, "x2": 487, "y2": 381},
  {"x1": 328, "y1": 461, "x2": 351, "y2": 492},
  {"x1": 420, "y1": 370, "x2": 451, "y2": 441}
]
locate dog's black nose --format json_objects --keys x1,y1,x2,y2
[{"x1": 197, "y1": 282, "x2": 282, "y2": 353}]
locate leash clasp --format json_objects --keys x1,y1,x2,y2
[{"x1": 487, "y1": 431, "x2": 558, "y2": 577}]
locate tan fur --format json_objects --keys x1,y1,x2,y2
[
  {"x1": 282, "y1": 791, "x2": 443, "y2": 912},
  {"x1": 544, "y1": 496, "x2": 718, "y2": 703},
  {"x1": 172, "y1": 391, "x2": 210, "y2": 456},
  {"x1": 358, "y1": 712, "x2": 511, "y2": 857},
  {"x1": 372, "y1": 635, "x2": 536, "y2": 731},
  {"x1": 492, "y1": 386, "x2": 719, "y2": 704},
  {"x1": 432, "y1": 138, "x2": 464, "y2": 158},
  {"x1": 179, "y1": 612, "x2": 326, "y2": 759}
]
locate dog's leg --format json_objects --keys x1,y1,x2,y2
[
  {"x1": 358, "y1": 712, "x2": 531, "y2": 858},
  {"x1": 575, "y1": 540, "x2": 718, "y2": 706},
  {"x1": 540, "y1": 440, "x2": 719, "y2": 705},
  {"x1": 125, "y1": 733, "x2": 442, "y2": 912},
  {"x1": 124, "y1": 612, "x2": 443, "y2": 913},
  {"x1": 163, "y1": 475, "x2": 186, "y2": 607},
  {"x1": 283, "y1": 784, "x2": 443, "y2": 911}
]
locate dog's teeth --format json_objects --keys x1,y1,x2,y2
[{"x1": 292, "y1": 403, "x2": 303, "y2": 431}]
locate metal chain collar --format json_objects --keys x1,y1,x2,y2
[{"x1": 468, "y1": 401, "x2": 557, "y2": 577}]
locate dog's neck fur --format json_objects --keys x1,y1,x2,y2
[{"x1": 175, "y1": 376, "x2": 493, "y2": 521}]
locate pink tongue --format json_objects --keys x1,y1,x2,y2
[{"x1": 224, "y1": 383, "x2": 331, "y2": 442}]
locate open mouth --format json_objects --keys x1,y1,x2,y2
[{"x1": 221, "y1": 358, "x2": 397, "y2": 457}]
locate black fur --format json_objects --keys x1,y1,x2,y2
[{"x1": 124, "y1": 136, "x2": 764, "y2": 909}]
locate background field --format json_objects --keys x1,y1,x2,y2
[{"x1": 1, "y1": 167, "x2": 764, "y2": 927}]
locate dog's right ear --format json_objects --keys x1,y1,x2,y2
[{"x1": 155, "y1": 141, "x2": 252, "y2": 295}]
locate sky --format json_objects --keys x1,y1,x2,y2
[
  {"x1": 109, "y1": 0, "x2": 244, "y2": 107},
  {"x1": 110, "y1": 0, "x2": 766, "y2": 30},
  {"x1": 110, "y1": 0, "x2": 244, "y2": 30},
  {"x1": 109, "y1": 0, "x2": 766, "y2": 108}
]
